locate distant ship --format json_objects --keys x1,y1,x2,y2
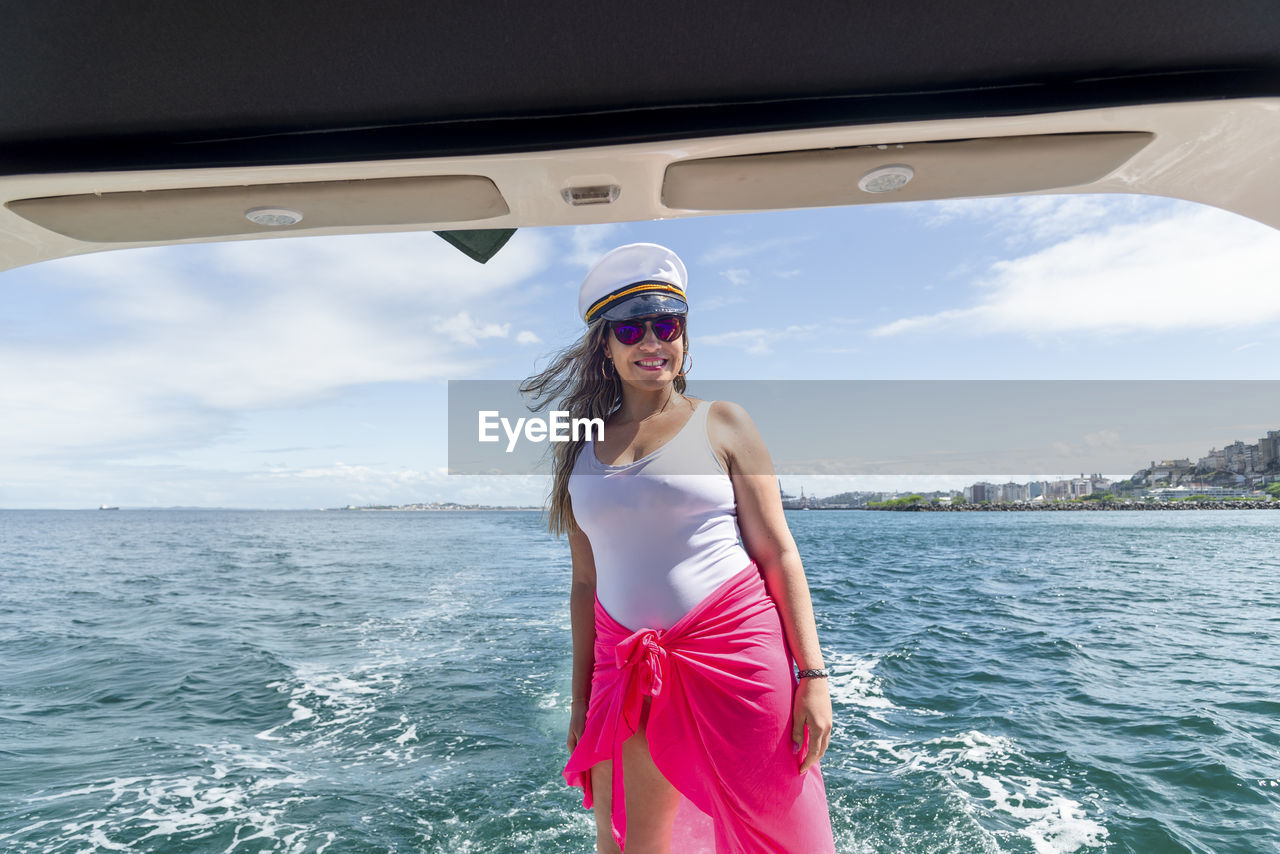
[{"x1": 98, "y1": 505, "x2": 119, "y2": 510}]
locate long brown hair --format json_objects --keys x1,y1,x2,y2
[{"x1": 520, "y1": 319, "x2": 688, "y2": 536}]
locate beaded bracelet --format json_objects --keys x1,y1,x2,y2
[{"x1": 797, "y1": 669, "x2": 829, "y2": 680}]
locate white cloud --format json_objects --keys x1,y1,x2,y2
[
  {"x1": 1, "y1": 231, "x2": 554, "y2": 460},
  {"x1": 873, "y1": 205, "x2": 1280, "y2": 337},
  {"x1": 701, "y1": 235, "x2": 814, "y2": 263},
  {"x1": 720, "y1": 269, "x2": 751, "y2": 286},
  {"x1": 55, "y1": 229, "x2": 554, "y2": 307},
  {"x1": 248, "y1": 465, "x2": 551, "y2": 507},
  {"x1": 917, "y1": 194, "x2": 1157, "y2": 246},
  {"x1": 256, "y1": 462, "x2": 443, "y2": 483},
  {"x1": 565, "y1": 224, "x2": 623, "y2": 267},
  {"x1": 1083, "y1": 430, "x2": 1120, "y2": 449},
  {"x1": 0, "y1": 453, "x2": 553, "y2": 509},
  {"x1": 516, "y1": 330, "x2": 542, "y2": 345},
  {"x1": 696, "y1": 294, "x2": 745, "y2": 311},
  {"x1": 434, "y1": 311, "x2": 510, "y2": 346},
  {"x1": 699, "y1": 324, "x2": 818, "y2": 356}
]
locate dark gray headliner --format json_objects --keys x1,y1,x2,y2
[{"x1": 3, "y1": 0, "x2": 1278, "y2": 175}]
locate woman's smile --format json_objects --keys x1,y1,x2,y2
[{"x1": 619, "y1": 347, "x2": 678, "y2": 380}]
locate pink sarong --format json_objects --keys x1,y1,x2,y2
[{"x1": 563, "y1": 564, "x2": 835, "y2": 853}]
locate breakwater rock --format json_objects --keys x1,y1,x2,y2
[{"x1": 869, "y1": 501, "x2": 1279, "y2": 511}]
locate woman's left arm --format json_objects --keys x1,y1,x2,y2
[{"x1": 710, "y1": 400, "x2": 832, "y2": 774}]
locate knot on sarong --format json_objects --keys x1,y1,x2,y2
[{"x1": 615, "y1": 628, "x2": 668, "y2": 698}]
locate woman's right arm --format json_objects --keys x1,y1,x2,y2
[{"x1": 567, "y1": 522, "x2": 597, "y2": 751}]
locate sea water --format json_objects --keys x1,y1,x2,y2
[{"x1": 0, "y1": 509, "x2": 1277, "y2": 853}]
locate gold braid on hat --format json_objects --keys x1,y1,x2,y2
[{"x1": 584, "y1": 281, "x2": 685, "y2": 323}]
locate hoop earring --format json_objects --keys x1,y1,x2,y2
[
  {"x1": 680, "y1": 352, "x2": 693, "y2": 376},
  {"x1": 601, "y1": 358, "x2": 613, "y2": 380}
]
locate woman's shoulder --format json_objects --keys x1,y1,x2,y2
[
  {"x1": 705, "y1": 399, "x2": 767, "y2": 450},
  {"x1": 705, "y1": 399, "x2": 756, "y2": 430},
  {"x1": 705, "y1": 399, "x2": 773, "y2": 475}
]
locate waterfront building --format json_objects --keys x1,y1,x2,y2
[
  {"x1": 1150, "y1": 485, "x2": 1260, "y2": 500},
  {"x1": 1198, "y1": 448, "x2": 1227, "y2": 471},
  {"x1": 1147, "y1": 459, "x2": 1192, "y2": 486},
  {"x1": 1000, "y1": 482, "x2": 1030, "y2": 502},
  {"x1": 1223, "y1": 441, "x2": 1258, "y2": 475},
  {"x1": 964, "y1": 482, "x2": 997, "y2": 503},
  {"x1": 1044, "y1": 479, "x2": 1071, "y2": 500},
  {"x1": 1258, "y1": 431, "x2": 1280, "y2": 470}
]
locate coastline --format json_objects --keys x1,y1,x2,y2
[
  {"x1": 323, "y1": 506, "x2": 542, "y2": 512},
  {"x1": 865, "y1": 500, "x2": 1279, "y2": 511}
]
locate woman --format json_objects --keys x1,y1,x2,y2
[{"x1": 522, "y1": 243, "x2": 834, "y2": 853}]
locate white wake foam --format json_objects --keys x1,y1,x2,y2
[
  {"x1": 920, "y1": 731, "x2": 1108, "y2": 853},
  {"x1": 824, "y1": 650, "x2": 900, "y2": 721},
  {"x1": 13, "y1": 743, "x2": 318, "y2": 853}
]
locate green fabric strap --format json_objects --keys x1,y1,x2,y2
[{"x1": 434, "y1": 229, "x2": 517, "y2": 264}]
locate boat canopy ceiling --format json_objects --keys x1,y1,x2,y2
[
  {"x1": 1, "y1": 2, "x2": 1277, "y2": 270},
  {"x1": 3, "y1": 0, "x2": 1278, "y2": 174}
]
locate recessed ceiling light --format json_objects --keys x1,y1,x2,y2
[
  {"x1": 561, "y1": 185, "x2": 620, "y2": 206},
  {"x1": 245, "y1": 207, "x2": 304, "y2": 226},
  {"x1": 858, "y1": 165, "x2": 915, "y2": 194}
]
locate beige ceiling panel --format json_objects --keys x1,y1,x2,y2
[
  {"x1": 662, "y1": 132, "x2": 1154, "y2": 211},
  {"x1": 5, "y1": 175, "x2": 509, "y2": 243}
]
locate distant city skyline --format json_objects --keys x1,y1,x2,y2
[{"x1": 787, "y1": 423, "x2": 1280, "y2": 505}]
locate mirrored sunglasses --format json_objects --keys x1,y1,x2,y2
[{"x1": 609, "y1": 315, "x2": 685, "y2": 346}]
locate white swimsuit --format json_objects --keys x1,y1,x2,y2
[{"x1": 568, "y1": 400, "x2": 751, "y2": 630}]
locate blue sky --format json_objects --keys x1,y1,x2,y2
[{"x1": 3, "y1": 194, "x2": 1279, "y2": 508}]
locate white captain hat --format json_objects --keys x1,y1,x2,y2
[{"x1": 578, "y1": 243, "x2": 688, "y2": 323}]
